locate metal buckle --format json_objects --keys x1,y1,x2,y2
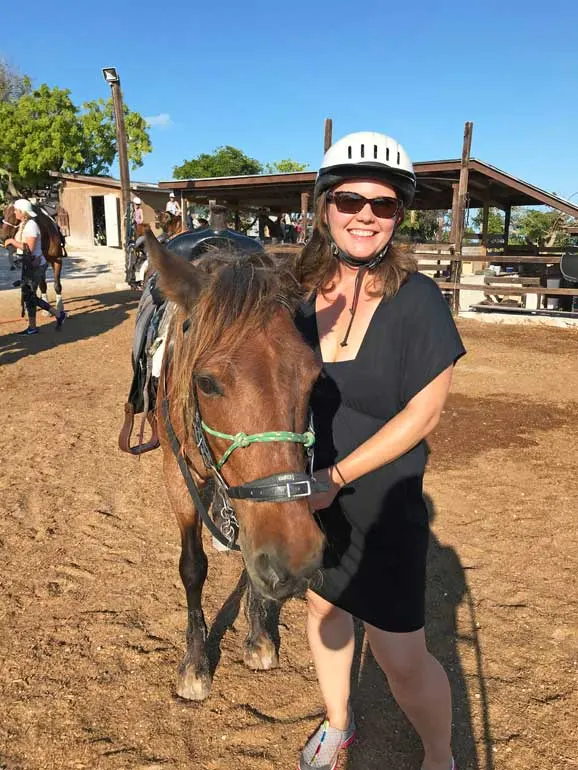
[{"x1": 286, "y1": 480, "x2": 311, "y2": 499}]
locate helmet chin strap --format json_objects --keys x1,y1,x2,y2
[{"x1": 329, "y1": 236, "x2": 393, "y2": 347}]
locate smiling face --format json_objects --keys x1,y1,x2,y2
[{"x1": 325, "y1": 179, "x2": 400, "y2": 261}]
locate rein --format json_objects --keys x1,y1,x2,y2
[{"x1": 2, "y1": 219, "x2": 19, "y2": 228}]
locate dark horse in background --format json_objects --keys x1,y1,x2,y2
[
  {"x1": 1, "y1": 202, "x2": 67, "y2": 310},
  {"x1": 144, "y1": 231, "x2": 325, "y2": 700}
]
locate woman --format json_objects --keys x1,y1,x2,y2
[
  {"x1": 294, "y1": 132, "x2": 465, "y2": 770},
  {"x1": 4, "y1": 199, "x2": 65, "y2": 335}
]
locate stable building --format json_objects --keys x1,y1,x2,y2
[{"x1": 50, "y1": 172, "x2": 172, "y2": 248}]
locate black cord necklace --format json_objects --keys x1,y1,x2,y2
[{"x1": 331, "y1": 242, "x2": 390, "y2": 347}]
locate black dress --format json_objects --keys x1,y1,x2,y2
[{"x1": 295, "y1": 272, "x2": 466, "y2": 632}]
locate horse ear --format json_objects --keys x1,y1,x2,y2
[{"x1": 145, "y1": 230, "x2": 203, "y2": 313}]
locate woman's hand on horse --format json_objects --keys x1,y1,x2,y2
[{"x1": 309, "y1": 466, "x2": 344, "y2": 511}]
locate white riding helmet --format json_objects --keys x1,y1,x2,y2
[
  {"x1": 14, "y1": 198, "x2": 37, "y2": 217},
  {"x1": 314, "y1": 131, "x2": 416, "y2": 207},
  {"x1": 133, "y1": 196, "x2": 142, "y2": 205},
  {"x1": 169, "y1": 192, "x2": 175, "y2": 198}
]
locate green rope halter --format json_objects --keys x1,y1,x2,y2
[{"x1": 201, "y1": 422, "x2": 315, "y2": 470}]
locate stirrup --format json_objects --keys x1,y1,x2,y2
[{"x1": 118, "y1": 402, "x2": 160, "y2": 455}]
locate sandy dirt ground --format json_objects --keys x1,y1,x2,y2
[{"x1": 0, "y1": 254, "x2": 577, "y2": 770}]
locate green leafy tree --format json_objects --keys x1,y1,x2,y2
[
  {"x1": 0, "y1": 84, "x2": 152, "y2": 189},
  {"x1": 79, "y1": 98, "x2": 151, "y2": 175},
  {"x1": 174, "y1": 146, "x2": 263, "y2": 179},
  {"x1": 265, "y1": 158, "x2": 308, "y2": 173},
  {"x1": 513, "y1": 208, "x2": 569, "y2": 247},
  {"x1": 398, "y1": 209, "x2": 446, "y2": 241},
  {"x1": 471, "y1": 207, "x2": 505, "y2": 234}
]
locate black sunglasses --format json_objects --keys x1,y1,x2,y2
[{"x1": 327, "y1": 191, "x2": 402, "y2": 219}]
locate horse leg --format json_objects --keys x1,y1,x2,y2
[
  {"x1": 52, "y1": 258, "x2": 64, "y2": 310},
  {"x1": 39, "y1": 268, "x2": 51, "y2": 315},
  {"x1": 243, "y1": 575, "x2": 280, "y2": 670},
  {"x1": 175, "y1": 515, "x2": 212, "y2": 700}
]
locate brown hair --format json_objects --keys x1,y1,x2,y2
[{"x1": 294, "y1": 191, "x2": 417, "y2": 298}]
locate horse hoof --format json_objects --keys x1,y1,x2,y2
[
  {"x1": 243, "y1": 638, "x2": 279, "y2": 670},
  {"x1": 175, "y1": 667, "x2": 212, "y2": 701}
]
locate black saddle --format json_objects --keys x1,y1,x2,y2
[{"x1": 165, "y1": 227, "x2": 264, "y2": 262}]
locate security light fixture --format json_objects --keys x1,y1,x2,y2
[{"x1": 102, "y1": 67, "x2": 120, "y2": 84}]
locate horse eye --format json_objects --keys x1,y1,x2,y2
[{"x1": 195, "y1": 374, "x2": 222, "y2": 397}]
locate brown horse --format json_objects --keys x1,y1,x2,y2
[
  {"x1": 145, "y1": 232, "x2": 324, "y2": 700},
  {"x1": 1, "y1": 202, "x2": 66, "y2": 309},
  {"x1": 155, "y1": 210, "x2": 184, "y2": 239}
]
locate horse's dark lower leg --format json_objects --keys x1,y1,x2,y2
[
  {"x1": 243, "y1": 576, "x2": 280, "y2": 670},
  {"x1": 52, "y1": 258, "x2": 63, "y2": 301},
  {"x1": 176, "y1": 520, "x2": 211, "y2": 700}
]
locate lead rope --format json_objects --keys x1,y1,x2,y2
[{"x1": 340, "y1": 266, "x2": 368, "y2": 347}]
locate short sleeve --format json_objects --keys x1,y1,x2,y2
[
  {"x1": 24, "y1": 221, "x2": 40, "y2": 239},
  {"x1": 400, "y1": 274, "x2": 466, "y2": 405}
]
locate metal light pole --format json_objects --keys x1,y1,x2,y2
[{"x1": 102, "y1": 67, "x2": 131, "y2": 279}]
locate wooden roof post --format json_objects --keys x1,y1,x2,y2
[
  {"x1": 450, "y1": 121, "x2": 473, "y2": 314},
  {"x1": 481, "y1": 201, "x2": 490, "y2": 257},
  {"x1": 324, "y1": 118, "x2": 333, "y2": 153},
  {"x1": 300, "y1": 191, "x2": 310, "y2": 244},
  {"x1": 209, "y1": 200, "x2": 228, "y2": 230},
  {"x1": 180, "y1": 191, "x2": 186, "y2": 230},
  {"x1": 504, "y1": 205, "x2": 512, "y2": 252},
  {"x1": 450, "y1": 183, "x2": 460, "y2": 244}
]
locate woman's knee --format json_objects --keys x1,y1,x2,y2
[
  {"x1": 307, "y1": 591, "x2": 347, "y2": 623},
  {"x1": 366, "y1": 626, "x2": 428, "y2": 686}
]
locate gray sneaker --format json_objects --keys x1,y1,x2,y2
[{"x1": 299, "y1": 709, "x2": 356, "y2": 770}]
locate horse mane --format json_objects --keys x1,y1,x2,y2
[{"x1": 168, "y1": 247, "x2": 302, "y2": 419}]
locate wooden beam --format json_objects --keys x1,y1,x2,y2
[
  {"x1": 450, "y1": 122, "x2": 474, "y2": 313},
  {"x1": 504, "y1": 205, "x2": 512, "y2": 249},
  {"x1": 449, "y1": 183, "x2": 460, "y2": 243},
  {"x1": 481, "y1": 202, "x2": 490, "y2": 250},
  {"x1": 300, "y1": 191, "x2": 310, "y2": 244},
  {"x1": 454, "y1": 122, "x2": 474, "y2": 253},
  {"x1": 180, "y1": 191, "x2": 187, "y2": 230},
  {"x1": 435, "y1": 281, "x2": 578, "y2": 296},
  {"x1": 324, "y1": 118, "x2": 333, "y2": 152}
]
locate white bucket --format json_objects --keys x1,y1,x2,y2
[{"x1": 546, "y1": 278, "x2": 560, "y2": 310}]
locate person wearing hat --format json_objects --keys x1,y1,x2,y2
[
  {"x1": 4, "y1": 199, "x2": 65, "y2": 335},
  {"x1": 133, "y1": 196, "x2": 144, "y2": 231},
  {"x1": 165, "y1": 192, "x2": 181, "y2": 217},
  {"x1": 294, "y1": 132, "x2": 465, "y2": 770}
]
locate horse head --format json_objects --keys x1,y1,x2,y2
[
  {"x1": 146, "y1": 231, "x2": 325, "y2": 601},
  {"x1": 1, "y1": 203, "x2": 19, "y2": 245}
]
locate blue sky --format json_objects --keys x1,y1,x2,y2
[{"x1": 3, "y1": 0, "x2": 578, "y2": 200}]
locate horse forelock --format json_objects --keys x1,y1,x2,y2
[{"x1": 167, "y1": 249, "x2": 302, "y2": 426}]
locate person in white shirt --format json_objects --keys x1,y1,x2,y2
[
  {"x1": 165, "y1": 192, "x2": 181, "y2": 217},
  {"x1": 4, "y1": 199, "x2": 66, "y2": 335}
]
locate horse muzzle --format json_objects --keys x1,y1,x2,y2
[{"x1": 244, "y1": 537, "x2": 323, "y2": 601}]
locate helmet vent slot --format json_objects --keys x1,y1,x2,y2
[
  {"x1": 360, "y1": 144, "x2": 365, "y2": 158},
  {"x1": 374, "y1": 145, "x2": 378, "y2": 159},
  {"x1": 397, "y1": 151, "x2": 401, "y2": 165},
  {"x1": 347, "y1": 145, "x2": 352, "y2": 159},
  {"x1": 386, "y1": 147, "x2": 390, "y2": 161}
]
